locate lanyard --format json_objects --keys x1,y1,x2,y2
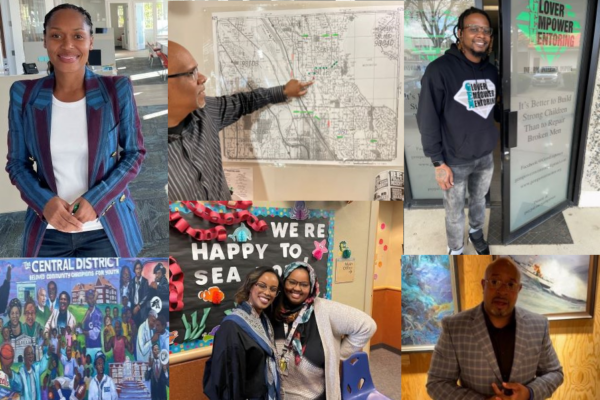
[{"x1": 279, "y1": 306, "x2": 307, "y2": 374}]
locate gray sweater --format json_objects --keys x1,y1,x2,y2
[{"x1": 285, "y1": 297, "x2": 377, "y2": 399}]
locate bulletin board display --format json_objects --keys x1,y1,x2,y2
[{"x1": 169, "y1": 202, "x2": 334, "y2": 356}]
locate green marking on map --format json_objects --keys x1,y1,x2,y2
[{"x1": 370, "y1": 139, "x2": 377, "y2": 143}]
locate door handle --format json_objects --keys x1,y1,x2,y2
[{"x1": 505, "y1": 110, "x2": 518, "y2": 149}]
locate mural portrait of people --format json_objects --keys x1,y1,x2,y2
[{"x1": 0, "y1": 258, "x2": 168, "y2": 399}]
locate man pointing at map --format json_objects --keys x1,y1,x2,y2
[{"x1": 167, "y1": 41, "x2": 313, "y2": 201}]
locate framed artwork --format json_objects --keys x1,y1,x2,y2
[
  {"x1": 501, "y1": 255, "x2": 598, "y2": 320},
  {"x1": 401, "y1": 255, "x2": 461, "y2": 352}
]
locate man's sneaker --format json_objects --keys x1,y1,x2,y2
[
  {"x1": 468, "y1": 230, "x2": 490, "y2": 255},
  {"x1": 448, "y1": 246, "x2": 464, "y2": 255}
]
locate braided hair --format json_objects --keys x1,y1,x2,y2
[
  {"x1": 453, "y1": 7, "x2": 494, "y2": 56},
  {"x1": 43, "y1": 4, "x2": 94, "y2": 74}
]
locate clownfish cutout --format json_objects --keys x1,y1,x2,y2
[
  {"x1": 199, "y1": 287, "x2": 225, "y2": 305},
  {"x1": 169, "y1": 331, "x2": 179, "y2": 345}
]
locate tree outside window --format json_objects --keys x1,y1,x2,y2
[
  {"x1": 117, "y1": 5, "x2": 125, "y2": 28},
  {"x1": 144, "y1": 3, "x2": 154, "y2": 30}
]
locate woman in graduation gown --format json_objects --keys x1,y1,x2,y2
[
  {"x1": 271, "y1": 261, "x2": 377, "y2": 399},
  {"x1": 204, "y1": 267, "x2": 282, "y2": 400}
]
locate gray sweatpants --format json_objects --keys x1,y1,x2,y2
[{"x1": 443, "y1": 153, "x2": 494, "y2": 251}]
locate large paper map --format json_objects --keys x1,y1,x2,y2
[{"x1": 212, "y1": 6, "x2": 402, "y2": 165}]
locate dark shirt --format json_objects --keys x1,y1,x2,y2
[
  {"x1": 482, "y1": 304, "x2": 516, "y2": 383},
  {"x1": 168, "y1": 86, "x2": 288, "y2": 201},
  {"x1": 273, "y1": 312, "x2": 325, "y2": 370}
]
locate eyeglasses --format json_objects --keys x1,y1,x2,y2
[
  {"x1": 286, "y1": 279, "x2": 310, "y2": 290},
  {"x1": 464, "y1": 24, "x2": 493, "y2": 36},
  {"x1": 168, "y1": 66, "x2": 199, "y2": 81},
  {"x1": 255, "y1": 281, "x2": 279, "y2": 295},
  {"x1": 484, "y1": 279, "x2": 521, "y2": 292}
]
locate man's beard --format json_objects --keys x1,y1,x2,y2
[{"x1": 468, "y1": 44, "x2": 488, "y2": 58}]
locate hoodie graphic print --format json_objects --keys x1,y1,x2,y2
[
  {"x1": 417, "y1": 44, "x2": 500, "y2": 165},
  {"x1": 454, "y1": 79, "x2": 496, "y2": 118}
]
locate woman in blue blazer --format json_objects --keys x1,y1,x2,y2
[{"x1": 6, "y1": 4, "x2": 145, "y2": 257}]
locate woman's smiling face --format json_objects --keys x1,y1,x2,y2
[
  {"x1": 284, "y1": 268, "x2": 311, "y2": 306},
  {"x1": 44, "y1": 8, "x2": 93, "y2": 74},
  {"x1": 248, "y1": 272, "x2": 279, "y2": 313}
]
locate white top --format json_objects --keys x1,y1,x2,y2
[
  {"x1": 88, "y1": 374, "x2": 118, "y2": 400},
  {"x1": 48, "y1": 95, "x2": 103, "y2": 231}
]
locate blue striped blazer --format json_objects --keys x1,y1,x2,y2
[{"x1": 6, "y1": 68, "x2": 146, "y2": 256}]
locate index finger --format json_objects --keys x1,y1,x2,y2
[
  {"x1": 301, "y1": 81, "x2": 314, "y2": 87},
  {"x1": 491, "y1": 383, "x2": 504, "y2": 395}
]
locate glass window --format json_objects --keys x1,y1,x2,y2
[
  {"x1": 157, "y1": 0, "x2": 168, "y2": 39},
  {"x1": 118, "y1": 5, "x2": 125, "y2": 28},
  {"x1": 144, "y1": 3, "x2": 154, "y2": 30},
  {"x1": 404, "y1": 0, "x2": 476, "y2": 200},
  {"x1": 19, "y1": 0, "x2": 46, "y2": 42}
]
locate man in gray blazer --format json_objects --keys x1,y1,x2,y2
[{"x1": 427, "y1": 257, "x2": 563, "y2": 400}]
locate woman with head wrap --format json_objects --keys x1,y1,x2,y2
[
  {"x1": 203, "y1": 267, "x2": 283, "y2": 400},
  {"x1": 271, "y1": 261, "x2": 377, "y2": 399}
]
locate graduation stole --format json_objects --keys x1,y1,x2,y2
[{"x1": 224, "y1": 307, "x2": 280, "y2": 400}]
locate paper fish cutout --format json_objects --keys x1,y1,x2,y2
[
  {"x1": 228, "y1": 222, "x2": 252, "y2": 242},
  {"x1": 312, "y1": 239, "x2": 328, "y2": 260},
  {"x1": 169, "y1": 331, "x2": 179, "y2": 345},
  {"x1": 290, "y1": 201, "x2": 309, "y2": 220},
  {"x1": 199, "y1": 287, "x2": 225, "y2": 305}
]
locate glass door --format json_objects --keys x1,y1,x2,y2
[
  {"x1": 500, "y1": 0, "x2": 593, "y2": 243},
  {"x1": 403, "y1": 0, "x2": 477, "y2": 205}
]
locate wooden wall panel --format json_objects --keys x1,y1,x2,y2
[
  {"x1": 371, "y1": 288, "x2": 402, "y2": 351},
  {"x1": 401, "y1": 255, "x2": 600, "y2": 400},
  {"x1": 171, "y1": 357, "x2": 209, "y2": 400},
  {"x1": 383, "y1": 289, "x2": 402, "y2": 350},
  {"x1": 371, "y1": 289, "x2": 386, "y2": 346}
]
